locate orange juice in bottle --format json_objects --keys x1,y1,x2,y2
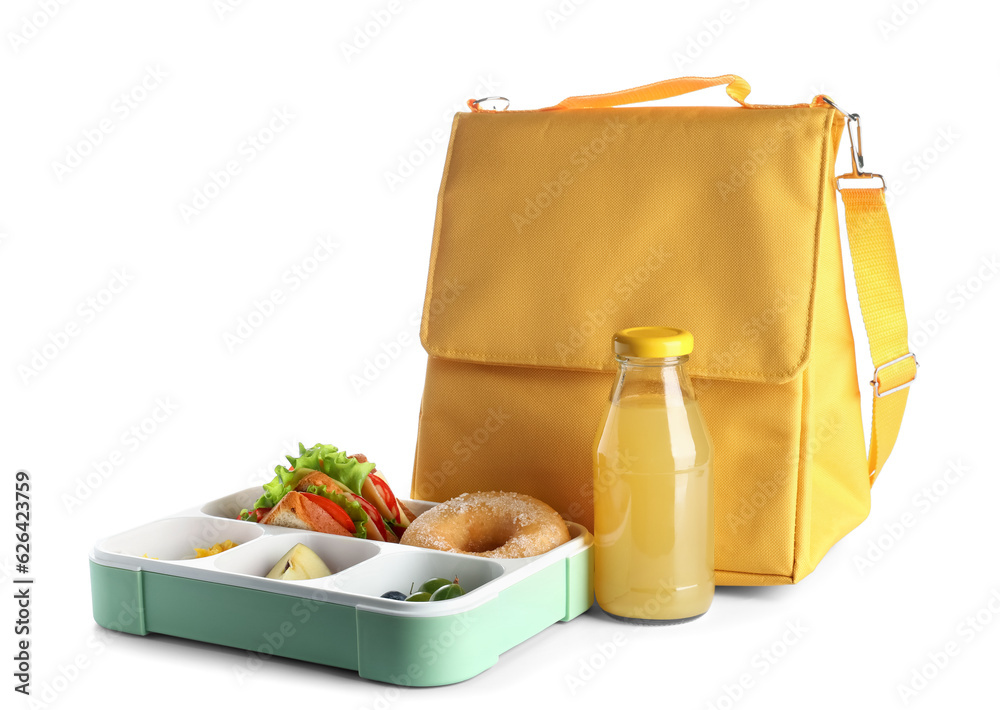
[{"x1": 593, "y1": 327, "x2": 714, "y2": 623}]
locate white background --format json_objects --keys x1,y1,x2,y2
[{"x1": 2, "y1": 1, "x2": 998, "y2": 708}]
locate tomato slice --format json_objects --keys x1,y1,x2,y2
[
  {"x1": 350, "y1": 493, "x2": 391, "y2": 541},
  {"x1": 254, "y1": 507, "x2": 272, "y2": 522},
  {"x1": 300, "y1": 492, "x2": 356, "y2": 533},
  {"x1": 370, "y1": 473, "x2": 400, "y2": 520}
]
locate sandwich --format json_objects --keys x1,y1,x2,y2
[{"x1": 238, "y1": 443, "x2": 416, "y2": 542}]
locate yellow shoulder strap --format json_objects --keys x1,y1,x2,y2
[{"x1": 839, "y1": 185, "x2": 917, "y2": 485}]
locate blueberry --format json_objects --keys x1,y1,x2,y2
[{"x1": 381, "y1": 590, "x2": 407, "y2": 601}]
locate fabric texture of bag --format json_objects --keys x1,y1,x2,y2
[{"x1": 410, "y1": 75, "x2": 916, "y2": 585}]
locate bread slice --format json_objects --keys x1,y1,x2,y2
[
  {"x1": 295, "y1": 471, "x2": 352, "y2": 495},
  {"x1": 399, "y1": 500, "x2": 417, "y2": 525},
  {"x1": 260, "y1": 491, "x2": 352, "y2": 537}
]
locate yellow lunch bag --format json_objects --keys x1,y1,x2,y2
[{"x1": 410, "y1": 75, "x2": 917, "y2": 585}]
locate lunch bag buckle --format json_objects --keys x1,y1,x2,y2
[{"x1": 871, "y1": 352, "x2": 919, "y2": 398}]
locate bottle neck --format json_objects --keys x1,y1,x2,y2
[
  {"x1": 615, "y1": 354, "x2": 689, "y2": 368},
  {"x1": 611, "y1": 354, "x2": 696, "y2": 404}
]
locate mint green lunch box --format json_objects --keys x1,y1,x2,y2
[{"x1": 89, "y1": 487, "x2": 594, "y2": 686}]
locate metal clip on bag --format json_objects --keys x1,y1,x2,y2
[{"x1": 411, "y1": 75, "x2": 916, "y2": 585}]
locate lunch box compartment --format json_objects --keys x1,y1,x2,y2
[
  {"x1": 96, "y1": 516, "x2": 264, "y2": 561},
  {"x1": 201, "y1": 486, "x2": 260, "y2": 519},
  {"x1": 333, "y1": 547, "x2": 506, "y2": 599},
  {"x1": 213, "y1": 532, "x2": 380, "y2": 579},
  {"x1": 90, "y1": 494, "x2": 594, "y2": 686}
]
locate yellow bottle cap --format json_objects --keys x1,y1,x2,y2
[{"x1": 614, "y1": 326, "x2": 694, "y2": 358}]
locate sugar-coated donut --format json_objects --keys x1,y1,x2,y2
[{"x1": 400, "y1": 491, "x2": 571, "y2": 558}]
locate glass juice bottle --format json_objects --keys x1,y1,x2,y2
[{"x1": 593, "y1": 327, "x2": 714, "y2": 623}]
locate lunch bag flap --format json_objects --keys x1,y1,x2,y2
[{"x1": 421, "y1": 105, "x2": 844, "y2": 384}]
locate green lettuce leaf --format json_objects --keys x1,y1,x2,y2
[
  {"x1": 304, "y1": 484, "x2": 368, "y2": 539},
  {"x1": 284, "y1": 442, "x2": 374, "y2": 496},
  {"x1": 248, "y1": 464, "x2": 313, "y2": 511}
]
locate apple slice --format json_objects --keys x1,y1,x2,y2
[{"x1": 265, "y1": 543, "x2": 333, "y2": 581}]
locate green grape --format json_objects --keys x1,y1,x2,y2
[
  {"x1": 418, "y1": 577, "x2": 452, "y2": 595},
  {"x1": 405, "y1": 591, "x2": 432, "y2": 602},
  {"x1": 429, "y1": 583, "x2": 465, "y2": 601}
]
